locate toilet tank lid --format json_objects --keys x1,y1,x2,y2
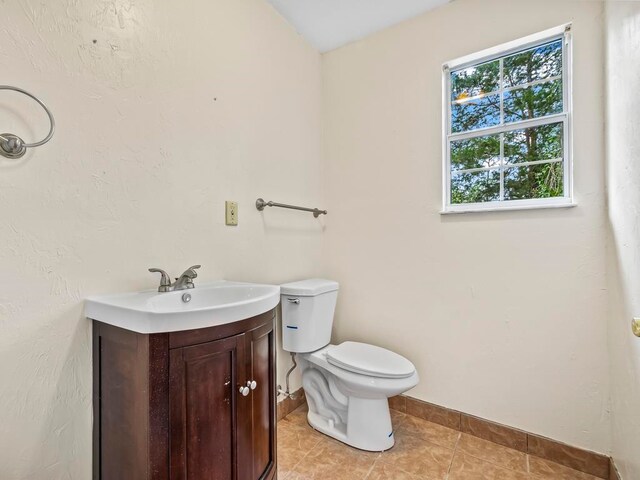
[{"x1": 281, "y1": 279, "x2": 339, "y2": 296}]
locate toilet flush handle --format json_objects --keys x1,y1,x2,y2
[{"x1": 287, "y1": 298, "x2": 300, "y2": 304}]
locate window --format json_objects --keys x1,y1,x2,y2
[{"x1": 442, "y1": 26, "x2": 573, "y2": 213}]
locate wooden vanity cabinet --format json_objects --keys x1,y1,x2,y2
[{"x1": 92, "y1": 309, "x2": 277, "y2": 480}]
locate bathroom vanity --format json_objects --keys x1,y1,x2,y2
[{"x1": 86, "y1": 281, "x2": 280, "y2": 480}]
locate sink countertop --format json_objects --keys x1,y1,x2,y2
[{"x1": 85, "y1": 280, "x2": 280, "y2": 334}]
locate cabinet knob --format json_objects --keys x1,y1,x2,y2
[
  {"x1": 239, "y1": 385, "x2": 250, "y2": 396},
  {"x1": 247, "y1": 380, "x2": 257, "y2": 391}
]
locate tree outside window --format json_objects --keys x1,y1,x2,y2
[{"x1": 444, "y1": 32, "x2": 571, "y2": 211}]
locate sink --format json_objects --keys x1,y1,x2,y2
[{"x1": 85, "y1": 280, "x2": 280, "y2": 334}]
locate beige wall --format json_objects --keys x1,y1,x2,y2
[
  {"x1": 322, "y1": 0, "x2": 610, "y2": 452},
  {"x1": 2, "y1": 0, "x2": 632, "y2": 475},
  {"x1": 605, "y1": 2, "x2": 640, "y2": 478},
  {"x1": 0, "y1": 0, "x2": 322, "y2": 477}
]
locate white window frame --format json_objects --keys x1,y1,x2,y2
[{"x1": 441, "y1": 25, "x2": 575, "y2": 214}]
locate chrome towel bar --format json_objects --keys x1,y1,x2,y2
[{"x1": 256, "y1": 198, "x2": 327, "y2": 218}]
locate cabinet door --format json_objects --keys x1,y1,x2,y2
[
  {"x1": 237, "y1": 320, "x2": 276, "y2": 479},
  {"x1": 170, "y1": 334, "x2": 245, "y2": 480}
]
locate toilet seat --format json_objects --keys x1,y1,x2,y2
[{"x1": 326, "y1": 341, "x2": 415, "y2": 379}]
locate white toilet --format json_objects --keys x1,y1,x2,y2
[{"x1": 280, "y1": 279, "x2": 419, "y2": 451}]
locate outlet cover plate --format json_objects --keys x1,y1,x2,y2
[{"x1": 225, "y1": 201, "x2": 238, "y2": 226}]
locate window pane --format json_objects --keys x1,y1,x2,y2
[
  {"x1": 451, "y1": 169, "x2": 500, "y2": 204},
  {"x1": 503, "y1": 79, "x2": 562, "y2": 123},
  {"x1": 504, "y1": 162, "x2": 564, "y2": 200},
  {"x1": 503, "y1": 39, "x2": 562, "y2": 88},
  {"x1": 504, "y1": 122, "x2": 563, "y2": 165},
  {"x1": 451, "y1": 94, "x2": 500, "y2": 133},
  {"x1": 451, "y1": 60, "x2": 499, "y2": 101},
  {"x1": 451, "y1": 134, "x2": 500, "y2": 171}
]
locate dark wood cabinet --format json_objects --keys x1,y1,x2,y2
[
  {"x1": 242, "y1": 322, "x2": 275, "y2": 479},
  {"x1": 92, "y1": 310, "x2": 277, "y2": 480}
]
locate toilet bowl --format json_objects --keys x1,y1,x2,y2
[{"x1": 280, "y1": 279, "x2": 419, "y2": 451}]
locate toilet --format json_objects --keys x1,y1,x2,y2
[{"x1": 281, "y1": 279, "x2": 419, "y2": 451}]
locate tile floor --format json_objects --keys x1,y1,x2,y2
[{"x1": 277, "y1": 405, "x2": 601, "y2": 480}]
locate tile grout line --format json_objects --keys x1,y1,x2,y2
[
  {"x1": 277, "y1": 417, "x2": 323, "y2": 477},
  {"x1": 281, "y1": 439, "x2": 317, "y2": 477},
  {"x1": 402, "y1": 412, "x2": 529, "y2": 477},
  {"x1": 399, "y1": 408, "x2": 573, "y2": 479},
  {"x1": 455, "y1": 441, "x2": 530, "y2": 475},
  {"x1": 444, "y1": 431, "x2": 462, "y2": 480},
  {"x1": 413, "y1": 417, "x2": 558, "y2": 479},
  {"x1": 282, "y1": 416, "x2": 385, "y2": 480},
  {"x1": 377, "y1": 429, "x2": 448, "y2": 479},
  {"x1": 362, "y1": 457, "x2": 379, "y2": 480}
]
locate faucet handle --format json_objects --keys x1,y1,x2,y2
[
  {"x1": 183, "y1": 265, "x2": 201, "y2": 278},
  {"x1": 149, "y1": 268, "x2": 172, "y2": 292},
  {"x1": 173, "y1": 265, "x2": 201, "y2": 290}
]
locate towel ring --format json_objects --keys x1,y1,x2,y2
[{"x1": 0, "y1": 85, "x2": 55, "y2": 159}]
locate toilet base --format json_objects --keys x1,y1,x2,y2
[
  {"x1": 298, "y1": 347, "x2": 417, "y2": 452},
  {"x1": 307, "y1": 396, "x2": 395, "y2": 452}
]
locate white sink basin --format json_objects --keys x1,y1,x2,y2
[{"x1": 85, "y1": 281, "x2": 280, "y2": 334}]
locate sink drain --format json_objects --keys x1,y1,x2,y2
[{"x1": 182, "y1": 293, "x2": 192, "y2": 303}]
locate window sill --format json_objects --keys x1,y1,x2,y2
[{"x1": 440, "y1": 201, "x2": 577, "y2": 215}]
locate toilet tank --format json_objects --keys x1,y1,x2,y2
[{"x1": 280, "y1": 279, "x2": 339, "y2": 353}]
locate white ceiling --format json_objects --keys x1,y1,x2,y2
[{"x1": 266, "y1": 0, "x2": 450, "y2": 53}]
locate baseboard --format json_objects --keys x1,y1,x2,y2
[
  {"x1": 393, "y1": 395, "x2": 611, "y2": 479},
  {"x1": 610, "y1": 458, "x2": 622, "y2": 480},
  {"x1": 276, "y1": 387, "x2": 306, "y2": 421}
]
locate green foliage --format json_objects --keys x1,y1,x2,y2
[
  {"x1": 503, "y1": 40, "x2": 562, "y2": 88},
  {"x1": 451, "y1": 60, "x2": 499, "y2": 99},
  {"x1": 451, "y1": 134, "x2": 500, "y2": 171},
  {"x1": 451, "y1": 170, "x2": 500, "y2": 204},
  {"x1": 504, "y1": 80, "x2": 562, "y2": 122},
  {"x1": 451, "y1": 61, "x2": 500, "y2": 133},
  {"x1": 450, "y1": 39, "x2": 565, "y2": 204},
  {"x1": 504, "y1": 123, "x2": 563, "y2": 165},
  {"x1": 505, "y1": 162, "x2": 563, "y2": 200}
]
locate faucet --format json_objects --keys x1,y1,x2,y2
[
  {"x1": 148, "y1": 265, "x2": 201, "y2": 292},
  {"x1": 173, "y1": 265, "x2": 201, "y2": 291}
]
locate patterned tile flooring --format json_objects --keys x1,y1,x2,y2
[{"x1": 277, "y1": 405, "x2": 601, "y2": 480}]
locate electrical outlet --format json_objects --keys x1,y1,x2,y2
[{"x1": 225, "y1": 201, "x2": 238, "y2": 226}]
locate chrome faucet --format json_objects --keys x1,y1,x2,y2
[
  {"x1": 173, "y1": 265, "x2": 201, "y2": 290},
  {"x1": 149, "y1": 265, "x2": 201, "y2": 292}
]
